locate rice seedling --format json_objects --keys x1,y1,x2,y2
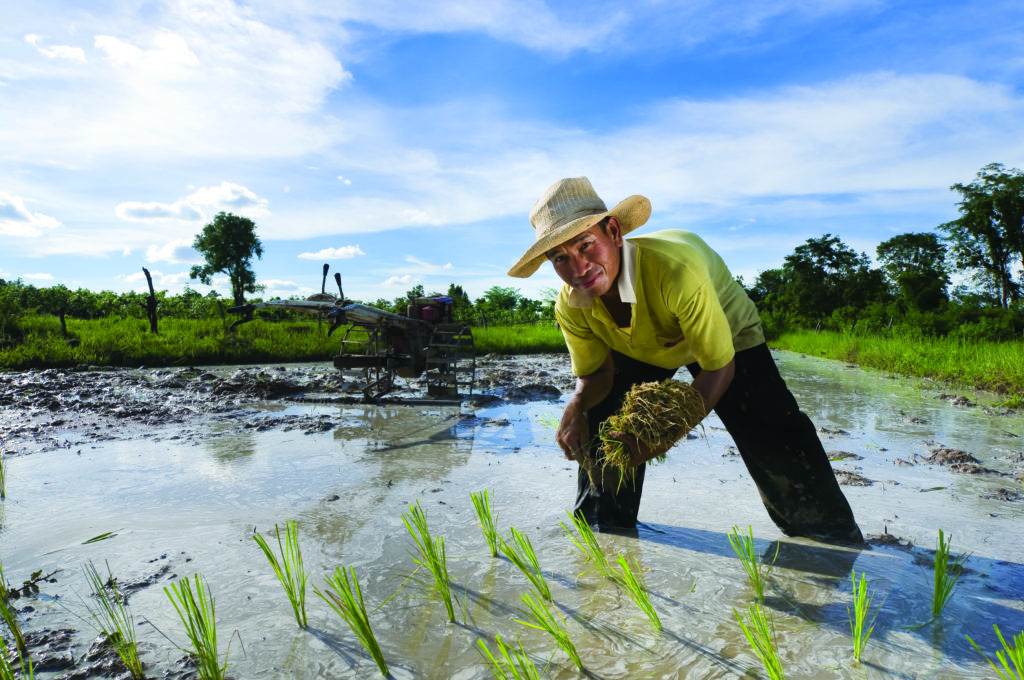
[
  {"x1": 0, "y1": 564, "x2": 26, "y2": 658},
  {"x1": 932, "y1": 529, "x2": 968, "y2": 618},
  {"x1": 0, "y1": 649, "x2": 33, "y2": 680},
  {"x1": 402, "y1": 501, "x2": 455, "y2": 622},
  {"x1": 83, "y1": 561, "x2": 144, "y2": 679},
  {"x1": 598, "y1": 379, "x2": 705, "y2": 485},
  {"x1": 734, "y1": 602, "x2": 785, "y2": 680},
  {"x1": 499, "y1": 528, "x2": 552, "y2": 601},
  {"x1": 164, "y1": 574, "x2": 227, "y2": 680},
  {"x1": 612, "y1": 555, "x2": 661, "y2": 632},
  {"x1": 252, "y1": 520, "x2": 308, "y2": 628},
  {"x1": 967, "y1": 624, "x2": 1024, "y2": 680},
  {"x1": 470, "y1": 490, "x2": 500, "y2": 558},
  {"x1": 476, "y1": 634, "x2": 541, "y2": 680},
  {"x1": 0, "y1": 451, "x2": 6, "y2": 499},
  {"x1": 514, "y1": 591, "x2": 582, "y2": 671},
  {"x1": 560, "y1": 512, "x2": 613, "y2": 579},
  {"x1": 315, "y1": 566, "x2": 389, "y2": 677},
  {"x1": 728, "y1": 525, "x2": 777, "y2": 603},
  {"x1": 847, "y1": 570, "x2": 875, "y2": 664}
]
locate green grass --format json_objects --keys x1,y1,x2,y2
[
  {"x1": 500, "y1": 528, "x2": 552, "y2": 601},
  {"x1": 560, "y1": 512, "x2": 613, "y2": 579},
  {"x1": 402, "y1": 501, "x2": 456, "y2": 622},
  {"x1": 773, "y1": 329, "x2": 1024, "y2": 393},
  {"x1": 932, "y1": 529, "x2": 969, "y2": 619},
  {"x1": 0, "y1": 564, "x2": 26, "y2": 658},
  {"x1": 734, "y1": 602, "x2": 785, "y2": 680},
  {"x1": 253, "y1": 521, "x2": 309, "y2": 629},
  {"x1": 82, "y1": 561, "x2": 144, "y2": 679},
  {"x1": 315, "y1": 566, "x2": 389, "y2": 677},
  {"x1": 471, "y1": 324, "x2": 566, "y2": 355},
  {"x1": 470, "y1": 490, "x2": 500, "y2": 558},
  {"x1": 476, "y1": 634, "x2": 542, "y2": 680},
  {"x1": 164, "y1": 574, "x2": 227, "y2": 680},
  {"x1": 848, "y1": 570, "x2": 875, "y2": 664},
  {"x1": 0, "y1": 451, "x2": 6, "y2": 499},
  {"x1": 967, "y1": 624, "x2": 1024, "y2": 680},
  {"x1": 514, "y1": 591, "x2": 582, "y2": 671},
  {"x1": 0, "y1": 649, "x2": 33, "y2": 680},
  {"x1": 728, "y1": 526, "x2": 776, "y2": 603},
  {"x1": 612, "y1": 555, "x2": 661, "y2": 632}
]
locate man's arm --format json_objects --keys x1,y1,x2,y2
[
  {"x1": 555, "y1": 352, "x2": 614, "y2": 460},
  {"x1": 691, "y1": 357, "x2": 734, "y2": 412}
]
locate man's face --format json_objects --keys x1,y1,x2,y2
[{"x1": 545, "y1": 218, "x2": 623, "y2": 298}]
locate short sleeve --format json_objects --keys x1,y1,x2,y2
[
  {"x1": 673, "y1": 281, "x2": 735, "y2": 371},
  {"x1": 554, "y1": 301, "x2": 608, "y2": 377}
]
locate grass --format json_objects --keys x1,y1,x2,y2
[
  {"x1": 967, "y1": 624, "x2": 1024, "y2": 680},
  {"x1": 932, "y1": 529, "x2": 969, "y2": 619},
  {"x1": 476, "y1": 634, "x2": 542, "y2": 680},
  {"x1": 848, "y1": 570, "x2": 875, "y2": 664},
  {"x1": 560, "y1": 512, "x2": 613, "y2": 579},
  {"x1": 0, "y1": 451, "x2": 5, "y2": 499},
  {"x1": 734, "y1": 602, "x2": 785, "y2": 680},
  {"x1": 253, "y1": 521, "x2": 308, "y2": 628},
  {"x1": 773, "y1": 329, "x2": 1024, "y2": 393},
  {"x1": 612, "y1": 555, "x2": 661, "y2": 632},
  {"x1": 82, "y1": 561, "x2": 144, "y2": 679},
  {"x1": 514, "y1": 591, "x2": 582, "y2": 671},
  {"x1": 0, "y1": 650, "x2": 33, "y2": 680},
  {"x1": 164, "y1": 574, "x2": 227, "y2": 680},
  {"x1": 402, "y1": 501, "x2": 456, "y2": 622},
  {"x1": 0, "y1": 564, "x2": 26, "y2": 658},
  {"x1": 315, "y1": 566, "x2": 389, "y2": 677},
  {"x1": 470, "y1": 490, "x2": 500, "y2": 558},
  {"x1": 728, "y1": 526, "x2": 777, "y2": 603},
  {"x1": 471, "y1": 323, "x2": 566, "y2": 355},
  {"x1": 499, "y1": 528, "x2": 552, "y2": 601}
]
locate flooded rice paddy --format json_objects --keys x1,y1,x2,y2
[{"x1": 1, "y1": 351, "x2": 1022, "y2": 678}]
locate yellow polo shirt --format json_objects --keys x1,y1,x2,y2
[{"x1": 554, "y1": 230, "x2": 764, "y2": 376}]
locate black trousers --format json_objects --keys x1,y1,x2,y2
[{"x1": 574, "y1": 343, "x2": 864, "y2": 543}]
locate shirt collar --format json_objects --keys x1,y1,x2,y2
[{"x1": 566, "y1": 238, "x2": 637, "y2": 308}]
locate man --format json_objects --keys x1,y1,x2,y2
[{"x1": 508, "y1": 177, "x2": 863, "y2": 544}]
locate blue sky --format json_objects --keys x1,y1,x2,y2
[{"x1": 1, "y1": 0, "x2": 1023, "y2": 302}]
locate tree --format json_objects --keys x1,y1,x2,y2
[
  {"x1": 780, "y1": 234, "x2": 886, "y2": 322},
  {"x1": 446, "y1": 283, "x2": 473, "y2": 322},
  {"x1": 940, "y1": 163, "x2": 1024, "y2": 308},
  {"x1": 876, "y1": 232, "x2": 950, "y2": 311},
  {"x1": 189, "y1": 212, "x2": 264, "y2": 307}
]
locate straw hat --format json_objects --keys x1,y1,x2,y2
[{"x1": 507, "y1": 177, "x2": 651, "y2": 278}]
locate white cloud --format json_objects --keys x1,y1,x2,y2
[
  {"x1": 120, "y1": 269, "x2": 193, "y2": 287},
  {"x1": 404, "y1": 255, "x2": 453, "y2": 273},
  {"x1": 116, "y1": 182, "x2": 269, "y2": 224},
  {"x1": 0, "y1": 192, "x2": 61, "y2": 237},
  {"x1": 117, "y1": 201, "x2": 202, "y2": 222},
  {"x1": 297, "y1": 245, "x2": 365, "y2": 260},
  {"x1": 336, "y1": 175, "x2": 352, "y2": 186},
  {"x1": 24, "y1": 34, "x2": 86, "y2": 63},
  {"x1": 145, "y1": 239, "x2": 202, "y2": 264},
  {"x1": 383, "y1": 274, "x2": 417, "y2": 287},
  {"x1": 22, "y1": 272, "x2": 55, "y2": 282}
]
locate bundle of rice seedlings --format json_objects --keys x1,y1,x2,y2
[
  {"x1": 253, "y1": 521, "x2": 308, "y2": 628},
  {"x1": 315, "y1": 566, "x2": 389, "y2": 677},
  {"x1": 932, "y1": 529, "x2": 969, "y2": 619},
  {"x1": 514, "y1": 591, "x2": 582, "y2": 671},
  {"x1": 164, "y1": 574, "x2": 227, "y2": 680},
  {"x1": 476, "y1": 634, "x2": 541, "y2": 680},
  {"x1": 966, "y1": 624, "x2": 1024, "y2": 680},
  {"x1": 847, "y1": 570, "x2": 875, "y2": 664},
  {"x1": 83, "y1": 561, "x2": 144, "y2": 679},
  {"x1": 470, "y1": 490, "x2": 500, "y2": 558},
  {"x1": 598, "y1": 379, "x2": 704, "y2": 485},
  {"x1": 734, "y1": 602, "x2": 785, "y2": 680},
  {"x1": 402, "y1": 501, "x2": 455, "y2": 622},
  {"x1": 0, "y1": 564, "x2": 26, "y2": 658},
  {"x1": 728, "y1": 526, "x2": 777, "y2": 603},
  {"x1": 500, "y1": 528, "x2": 552, "y2": 601},
  {"x1": 560, "y1": 512, "x2": 613, "y2": 579},
  {"x1": 612, "y1": 555, "x2": 661, "y2": 632}
]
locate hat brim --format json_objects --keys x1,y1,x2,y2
[{"x1": 507, "y1": 194, "x2": 651, "y2": 278}]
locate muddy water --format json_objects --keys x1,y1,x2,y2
[{"x1": 1, "y1": 351, "x2": 1022, "y2": 678}]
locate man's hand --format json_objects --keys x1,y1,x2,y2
[
  {"x1": 604, "y1": 431, "x2": 670, "y2": 466},
  {"x1": 556, "y1": 399, "x2": 589, "y2": 461}
]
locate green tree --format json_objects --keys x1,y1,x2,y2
[
  {"x1": 780, "y1": 234, "x2": 886, "y2": 322},
  {"x1": 940, "y1": 163, "x2": 1024, "y2": 308},
  {"x1": 189, "y1": 212, "x2": 264, "y2": 307},
  {"x1": 446, "y1": 283, "x2": 474, "y2": 323},
  {"x1": 876, "y1": 232, "x2": 950, "y2": 311}
]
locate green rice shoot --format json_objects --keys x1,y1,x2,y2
[
  {"x1": 253, "y1": 520, "x2": 309, "y2": 628},
  {"x1": 560, "y1": 512, "x2": 613, "y2": 579},
  {"x1": 476, "y1": 634, "x2": 541, "y2": 680},
  {"x1": 315, "y1": 566, "x2": 389, "y2": 677},
  {"x1": 966, "y1": 624, "x2": 1024, "y2": 680},
  {"x1": 0, "y1": 451, "x2": 6, "y2": 499},
  {"x1": 402, "y1": 501, "x2": 455, "y2": 622},
  {"x1": 164, "y1": 574, "x2": 227, "y2": 680},
  {"x1": 612, "y1": 555, "x2": 661, "y2": 632},
  {"x1": 0, "y1": 564, "x2": 26, "y2": 658},
  {"x1": 848, "y1": 570, "x2": 875, "y2": 664},
  {"x1": 734, "y1": 602, "x2": 785, "y2": 680},
  {"x1": 728, "y1": 525, "x2": 776, "y2": 603},
  {"x1": 932, "y1": 528, "x2": 968, "y2": 618},
  {"x1": 500, "y1": 528, "x2": 552, "y2": 601},
  {"x1": 470, "y1": 490, "x2": 500, "y2": 558},
  {"x1": 0, "y1": 649, "x2": 33, "y2": 680},
  {"x1": 83, "y1": 561, "x2": 144, "y2": 679},
  {"x1": 514, "y1": 590, "x2": 582, "y2": 671}
]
